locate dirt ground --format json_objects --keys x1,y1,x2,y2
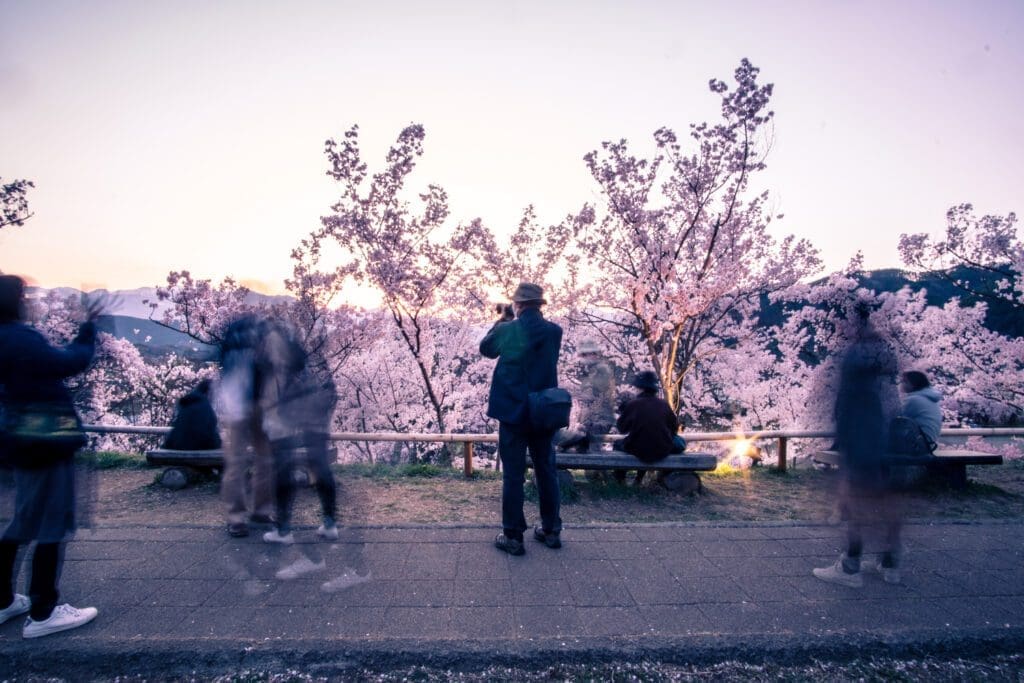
[{"x1": 3, "y1": 456, "x2": 1022, "y2": 529}]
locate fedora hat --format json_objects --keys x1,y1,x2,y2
[{"x1": 511, "y1": 282, "x2": 546, "y2": 304}]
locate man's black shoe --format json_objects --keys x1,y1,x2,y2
[
  {"x1": 227, "y1": 523, "x2": 249, "y2": 538},
  {"x1": 494, "y1": 533, "x2": 525, "y2": 556},
  {"x1": 533, "y1": 526, "x2": 562, "y2": 549}
]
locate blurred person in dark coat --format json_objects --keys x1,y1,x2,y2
[
  {"x1": 481, "y1": 283, "x2": 563, "y2": 555},
  {"x1": 814, "y1": 302, "x2": 902, "y2": 588},
  {"x1": 0, "y1": 275, "x2": 100, "y2": 638}
]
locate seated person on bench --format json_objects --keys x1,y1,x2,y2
[
  {"x1": 613, "y1": 371, "x2": 685, "y2": 485},
  {"x1": 162, "y1": 379, "x2": 221, "y2": 451},
  {"x1": 899, "y1": 370, "x2": 942, "y2": 445}
]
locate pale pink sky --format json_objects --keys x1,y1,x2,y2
[{"x1": 1, "y1": 0, "x2": 1021, "y2": 295}]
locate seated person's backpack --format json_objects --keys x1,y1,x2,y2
[
  {"x1": 888, "y1": 416, "x2": 937, "y2": 456},
  {"x1": 163, "y1": 380, "x2": 221, "y2": 450}
]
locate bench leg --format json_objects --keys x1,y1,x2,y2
[
  {"x1": 947, "y1": 463, "x2": 968, "y2": 490},
  {"x1": 557, "y1": 470, "x2": 576, "y2": 494}
]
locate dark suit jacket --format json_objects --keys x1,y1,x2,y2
[{"x1": 480, "y1": 307, "x2": 562, "y2": 426}]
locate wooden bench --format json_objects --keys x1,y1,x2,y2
[
  {"x1": 529, "y1": 451, "x2": 718, "y2": 494},
  {"x1": 812, "y1": 449, "x2": 1002, "y2": 489},
  {"x1": 146, "y1": 447, "x2": 337, "y2": 490}
]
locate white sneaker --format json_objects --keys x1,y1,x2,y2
[
  {"x1": 23, "y1": 603, "x2": 98, "y2": 639},
  {"x1": 812, "y1": 558, "x2": 863, "y2": 588},
  {"x1": 320, "y1": 569, "x2": 372, "y2": 593},
  {"x1": 262, "y1": 530, "x2": 295, "y2": 545},
  {"x1": 275, "y1": 557, "x2": 326, "y2": 580},
  {"x1": 317, "y1": 523, "x2": 339, "y2": 540},
  {"x1": 0, "y1": 594, "x2": 30, "y2": 625}
]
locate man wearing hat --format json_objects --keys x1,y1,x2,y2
[
  {"x1": 480, "y1": 282, "x2": 564, "y2": 555},
  {"x1": 613, "y1": 370, "x2": 685, "y2": 484}
]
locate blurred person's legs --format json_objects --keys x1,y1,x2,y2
[
  {"x1": 26, "y1": 542, "x2": 61, "y2": 621},
  {"x1": 305, "y1": 431, "x2": 338, "y2": 537},
  {"x1": 2, "y1": 456, "x2": 97, "y2": 636},
  {"x1": 814, "y1": 487, "x2": 898, "y2": 588},
  {"x1": 0, "y1": 540, "x2": 28, "y2": 621},
  {"x1": 268, "y1": 441, "x2": 298, "y2": 542},
  {"x1": 221, "y1": 421, "x2": 251, "y2": 534},
  {"x1": 223, "y1": 415, "x2": 275, "y2": 536},
  {"x1": 249, "y1": 420, "x2": 275, "y2": 522}
]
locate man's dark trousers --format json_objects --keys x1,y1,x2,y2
[{"x1": 500, "y1": 421, "x2": 561, "y2": 540}]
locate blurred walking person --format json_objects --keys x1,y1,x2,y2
[
  {"x1": 217, "y1": 314, "x2": 276, "y2": 538},
  {"x1": 258, "y1": 322, "x2": 339, "y2": 547},
  {"x1": 814, "y1": 302, "x2": 902, "y2": 587},
  {"x1": 0, "y1": 275, "x2": 99, "y2": 638}
]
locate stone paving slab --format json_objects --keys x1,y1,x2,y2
[{"x1": 1, "y1": 521, "x2": 1023, "y2": 677}]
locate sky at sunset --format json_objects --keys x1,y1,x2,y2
[{"x1": 1, "y1": 0, "x2": 1022, "y2": 297}]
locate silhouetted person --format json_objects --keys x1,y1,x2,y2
[
  {"x1": 0, "y1": 275, "x2": 99, "y2": 637},
  {"x1": 481, "y1": 283, "x2": 563, "y2": 555},
  {"x1": 162, "y1": 379, "x2": 221, "y2": 451},
  {"x1": 613, "y1": 371, "x2": 684, "y2": 485},
  {"x1": 814, "y1": 302, "x2": 902, "y2": 587}
]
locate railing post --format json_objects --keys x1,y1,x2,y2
[
  {"x1": 777, "y1": 437, "x2": 788, "y2": 472},
  {"x1": 463, "y1": 441, "x2": 473, "y2": 478}
]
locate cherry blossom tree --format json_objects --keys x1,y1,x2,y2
[
  {"x1": 317, "y1": 123, "x2": 496, "y2": 438},
  {"x1": 29, "y1": 289, "x2": 213, "y2": 451},
  {"x1": 900, "y1": 203, "x2": 1022, "y2": 311},
  {"x1": 570, "y1": 59, "x2": 820, "y2": 413},
  {"x1": 147, "y1": 271, "x2": 256, "y2": 347}
]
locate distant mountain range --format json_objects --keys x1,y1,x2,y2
[{"x1": 26, "y1": 286, "x2": 288, "y2": 361}]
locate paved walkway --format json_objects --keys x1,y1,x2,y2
[{"x1": 2, "y1": 521, "x2": 1024, "y2": 677}]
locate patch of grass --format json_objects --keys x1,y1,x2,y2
[
  {"x1": 78, "y1": 450, "x2": 147, "y2": 470},
  {"x1": 337, "y1": 461, "x2": 470, "y2": 480},
  {"x1": 584, "y1": 475, "x2": 661, "y2": 504}
]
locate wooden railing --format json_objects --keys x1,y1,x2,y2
[{"x1": 83, "y1": 424, "x2": 1023, "y2": 476}]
